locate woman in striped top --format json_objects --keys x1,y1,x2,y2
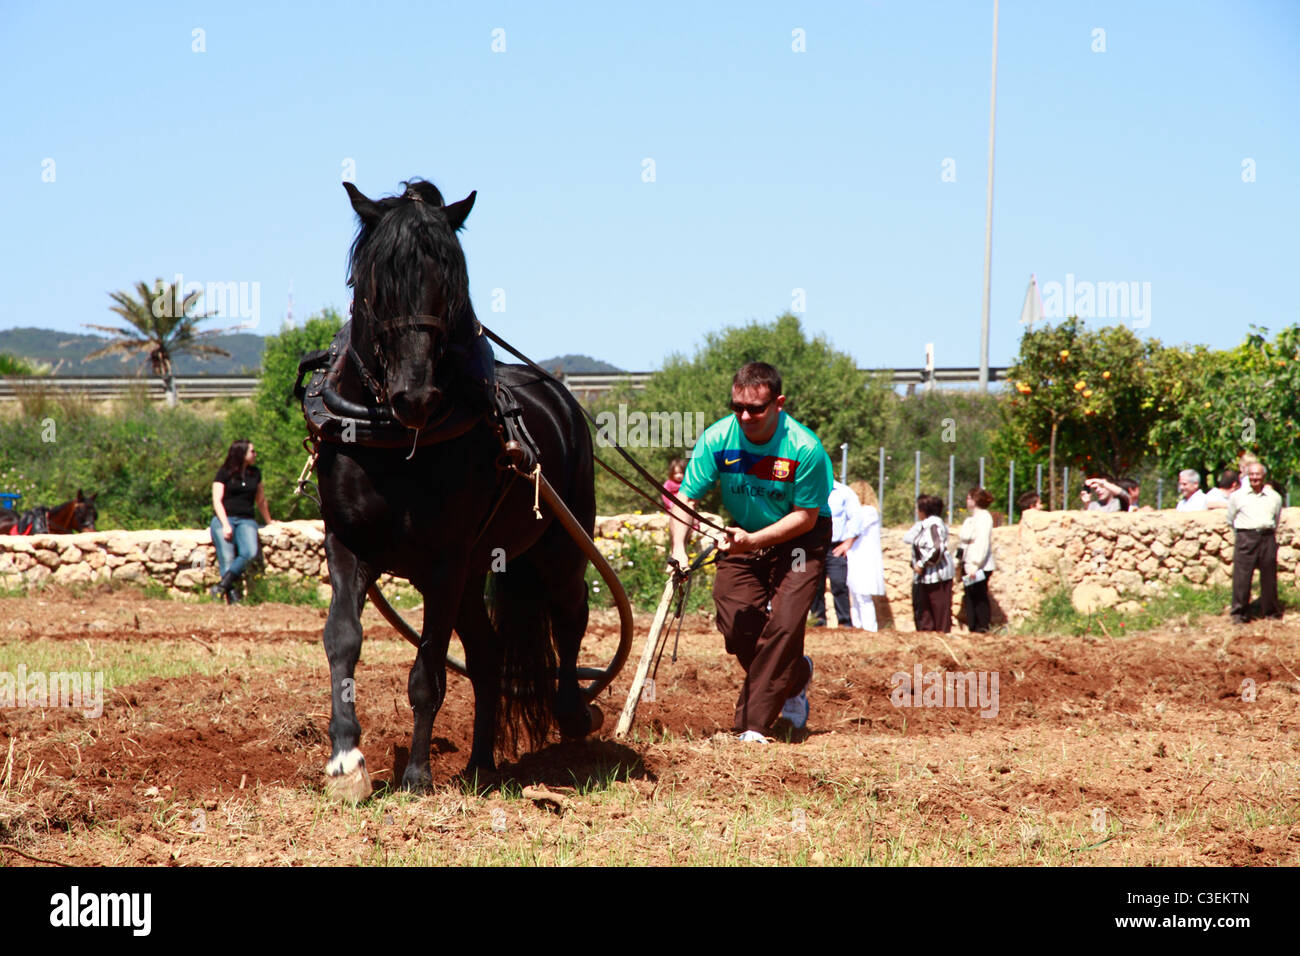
[{"x1": 911, "y1": 494, "x2": 954, "y2": 632}]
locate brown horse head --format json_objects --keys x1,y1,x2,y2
[{"x1": 47, "y1": 490, "x2": 98, "y2": 533}]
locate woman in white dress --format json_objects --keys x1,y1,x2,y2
[{"x1": 846, "y1": 481, "x2": 885, "y2": 630}]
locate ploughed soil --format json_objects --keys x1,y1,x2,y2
[{"x1": 1, "y1": 589, "x2": 1297, "y2": 866}]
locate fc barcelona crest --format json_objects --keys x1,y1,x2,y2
[{"x1": 771, "y1": 459, "x2": 791, "y2": 480}]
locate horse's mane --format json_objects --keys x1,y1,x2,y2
[{"x1": 346, "y1": 179, "x2": 473, "y2": 330}]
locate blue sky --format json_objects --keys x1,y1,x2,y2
[{"x1": 2, "y1": 1, "x2": 1297, "y2": 372}]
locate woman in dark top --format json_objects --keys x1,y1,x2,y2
[{"x1": 210, "y1": 439, "x2": 273, "y2": 603}]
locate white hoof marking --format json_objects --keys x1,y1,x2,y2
[{"x1": 324, "y1": 748, "x2": 372, "y2": 803}]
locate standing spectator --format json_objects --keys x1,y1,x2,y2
[
  {"x1": 1205, "y1": 469, "x2": 1239, "y2": 510},
  {"x1": 911, "y1": 494, "x2": 954, "y2": 632},
  {"x1": 811, "y1": 480, "x2": 861, "y2": 627},
  {"x1": 958, "y1": 487, "x2": 997, "y2": 633},
  {"x1": 1117, "y1": 478, "x2": 1152, "y2": 512},
  {"x1": 1083, "y1": 475, "x2": 1129, "y2": 512},
  {"x1": 1226, "y1": 462, "x2": 1284, "y2": 624},
  {"x1": 1238, "y1": 453, "x2": 1273, "y2": 491},
  {"x1": 1016, "y1": 490, "x2": 1042, "y2": 513},
  {"x1": 668, "y1": 362, "x2": 833, "y2": 741},
  {"x1": 902, "y1": 518, "x2": 925, "y2": 630},
  {"x1": 661, "y1": 457, "x2": 687, "y2": 513},
  {"x1": 210, "y1": 439, "x2": 273, "y2": 604},
  {"x1": 661, "y1": 457, "x2": 694, "y2": 542},
  {"x1": 1176, "y1": 469, "x2": 1208, "y2": 511},
  {"x1": 846, "y1": 481, "x2": 884, "y2": 631}
]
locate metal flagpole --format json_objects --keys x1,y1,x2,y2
[
  {"x1": 978, "y1": 0, "x2": 999, "y2": 392},
  {"x1": 878, "y1": 446, "x2": 886, "y2": 510}
]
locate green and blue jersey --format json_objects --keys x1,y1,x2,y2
[{"x1": 681, "y1": 411, "x2": 833, "y2": 532}]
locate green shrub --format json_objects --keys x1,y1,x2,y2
[
  {"x1": 586, "y1": 532, "x2": 714, "y2": 614},
  {"x1": 0, "y1": 397, "x2": 229, "y2": 528}
]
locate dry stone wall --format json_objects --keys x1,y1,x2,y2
[
  {"x1": 0, "y1": 521, "x2": 330, "y2": 597},
  {"x1": 3, "y1": 510, "x2": 1295, "y2": 629},
  {"x1": 879, "y1": 508, "x2": 1300, "y2": 630}
]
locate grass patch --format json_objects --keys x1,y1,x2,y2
[
  {"x1": 242, "y1": 571, "x2": 326, "y2": 607},
  {"x1": 1018, "y1": 582, "x2": 1300, "y2": 636},
  {"x1": 0, "y1": 636, "x2": 332, "y2": 691}
]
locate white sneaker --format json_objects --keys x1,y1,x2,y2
[{"x1": 736, "y1": 730, "x2": 769, "y2": 744}]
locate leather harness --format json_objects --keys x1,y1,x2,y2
[{"x1": 293, "y1": 320, "x2": 543, "y2": 504}]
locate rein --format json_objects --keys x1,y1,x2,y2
[{"x1": 477, "y1": 325, "x2": 730, "y2": 538}]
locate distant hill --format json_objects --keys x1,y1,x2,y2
[
  {"x1": 0, "y1": 327, "x2": 265, "y2": 376},
  {"x1": 536, "y1": 354, "x2": 625, "y2": 375},
  {"x1": 0, "y1": 329, "x2": 626, "y2": 378}
]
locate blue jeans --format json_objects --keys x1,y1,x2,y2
[{"x1": 210, "y1": 516, "x2": 260, "y2": 579}]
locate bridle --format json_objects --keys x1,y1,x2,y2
[{"x1": 347, "y1": 307, "x2": 446, "y2": 405}]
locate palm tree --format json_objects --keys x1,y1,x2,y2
[
  {"x1": 84, "y1": 279, "x2": 240, "y2": 406},
  {"x1": 0, "y1": 353, "x2": 45, "y2": 376}
]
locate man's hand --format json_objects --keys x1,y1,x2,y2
[
  {"x1": 668, "y1": 546, "x2": 689, "y2": 572},
  {"x1": 832, "y1": 536, "x2": 855, "y2": 558},
  {"x1": 221, "y1": 522, "x2": 233, "y2": 542},
  {"x1": 720, "y1": 526, "x2": 756, "y2": 554}
]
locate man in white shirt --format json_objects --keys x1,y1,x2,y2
[
  {"x1": 1176, "y1": 469, "x2": 1207, "y2": 511},
  {"x1": 1205, "y1": 469, "x2": 1239, "y2": 510},
  {"x1": 1226, "y1": 462, "x2": 1284, "y2": 623},
  {"x1": 811, "y1": 481, "x2": 861, "y2": 627}
]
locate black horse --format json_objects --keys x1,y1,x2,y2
[
  {"x1": 0, "y1": 505, "x2": 48, "y2": 535},
  {"x1": 316, "y1": 179, "x2": 605, "y2": 799}
]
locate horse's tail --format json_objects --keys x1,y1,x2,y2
[{"x1": 485, "y1": 560, "x2": 556, "y2": 755}]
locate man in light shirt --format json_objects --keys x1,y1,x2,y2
[
  {"x1": 1225, "y1": 462, "x2": 1284, "y2": 623},
  {"x1": 1205, "y1": 469, "x2": 1239, "y2": 510},
  {"x1": 1176, "y1": 469, "x2": 1207, "y2": 511},
  {"x1": 811, "y1": 481, "x2": 861, "y2": 628}
]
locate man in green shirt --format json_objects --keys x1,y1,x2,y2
[{"x1": 669, "y1": 362, "x2": 833, "y2": 741}]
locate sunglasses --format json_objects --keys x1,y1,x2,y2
[{"x1": 730, "y1": 399, "x2": 774, "y2": 416}]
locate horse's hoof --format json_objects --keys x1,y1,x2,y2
[
  {"x1": 587, "y1": 703, "x2": 604, "y2": 735},
  {"x1": 400, "y1": 765, "x2": 433, "y2": 794},
  {"x1": 324, "y1": 748, "x2": 373, "y2": 803},
  {"x1": 464, "y1": 756, "x2": 496, "y2": 775}
]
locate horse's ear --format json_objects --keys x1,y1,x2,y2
[
  {"x1": 76, "y1": 489, "x2": 84, "y2": 502},
  {"x1": 444, "y1": 191, "x2": 476, "y2": 232},
  {"x1": 343, "y1": 182, "x2": 384, "y2": 228}
]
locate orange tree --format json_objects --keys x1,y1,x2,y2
[
  {"x1": 995, "y1": 317, "x2": 1165, "y2": 509},
  {"x1": 1149, "y1": 324, "x2": 1300, "y2": 489}
]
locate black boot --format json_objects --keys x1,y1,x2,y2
[{"x1": 213, "y1": 571, "x2": 239, "y2": 604}]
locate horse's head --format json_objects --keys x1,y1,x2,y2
[
  {"x1": 53, "y1": 490, "x2": 98, "y2": 533},
  {"x1": 344, "y1": 179, "x2": 478, "y2": 430}
]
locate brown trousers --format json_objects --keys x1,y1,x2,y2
[
  {"x1": 1231, "y1": 529, "x2": 1280, "y2": 621},
  {"x1": 713, "y1": 516, "x2": 830, "y2": 733},
  {"x1": 918, "y1": 577, "x2": 953, "y2": 632}
]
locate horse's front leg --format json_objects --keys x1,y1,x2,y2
[
  {"x1": 456, "y1": 572, "x2": 503, "y2": 773},
  {"x1": 401, "y1": 568, "x2": 467, "y2": 792},
  {"x1": 322, "y1": 531, "x2": 376, "y2": 802}
]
